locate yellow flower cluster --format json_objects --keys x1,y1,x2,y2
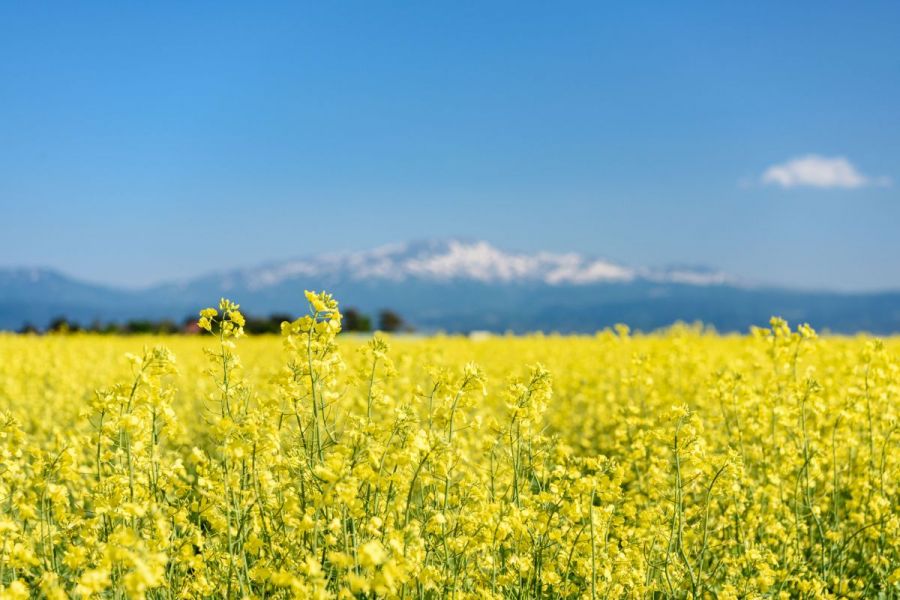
[{"x1": 0, "y1": 299, "x2": 898, "y2": 598}]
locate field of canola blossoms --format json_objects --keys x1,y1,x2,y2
[{"x1": 0, "y1": 291, "x2": 898, "y2": 599}]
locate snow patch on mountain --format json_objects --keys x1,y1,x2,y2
[{"x1": 229, "y1": 239, "x2": 730, "y2": 290}]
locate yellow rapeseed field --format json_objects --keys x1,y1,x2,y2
[{"x1": 0, "y1": 292, "x2": 898, "y2": 599}]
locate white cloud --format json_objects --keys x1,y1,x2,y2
[{"x1": 761, "y1": 155, "x2": 891, "y2": 189}]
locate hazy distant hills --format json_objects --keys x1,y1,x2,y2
[{"x1": 3, "y1": 239, "x2": 900, "y2": 333}]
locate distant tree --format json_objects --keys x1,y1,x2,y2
[
  {"x1": 244, "y1": 313, "x2": 293, "y2": 334},
  {"x1": 102, "y1": 322, "x2": 123, "y2": 334},
  {"x1": 17, "y1": 322, "x2": 38, "y2": 334},
  {"x1": 270, "y1": 313, "x2": 294, "y2": 327},
  {"x1": 245, "y1": 315, "x2": 278, "y2": 334},
  {"x1": 48, "y1": 316, "x2": 79, "y2": 333},
  {"x1": 125, "y1": 320, "x2": 155, "y2": 334},
  {"x1": 157, "y1": 319, "x2": 178, "y2": 334},
  {"x1": 243, "y1": 316, "x2": 266, "y2": 334},
  {"x1": 378, "y1": 309, "x2": 407, "y2": 333},
  {"x1": 343, "y1": 308, "x2": 372, "y2": 332}
]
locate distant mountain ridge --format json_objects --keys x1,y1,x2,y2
[
  {"x1": 153, "y1": 239, "x2": 732, "y2": 290},
  {"x1": 3, "y1": 239, "x2": 900, "y2": 333}
]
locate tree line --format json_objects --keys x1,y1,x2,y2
[{"x1": 14, "y1": 308, "x2": 409, "y2": 335}]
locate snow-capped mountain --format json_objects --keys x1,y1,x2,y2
[
  {"x1": 168, "y1": 239, "x2": 731, "y2": 292},
  {"x1": 3, "y1": 239, "x2": 900, "y2": 333}
]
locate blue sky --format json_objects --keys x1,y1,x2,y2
[{"x1": 1, "y1": 1, "x2": 898, "y2": 290}]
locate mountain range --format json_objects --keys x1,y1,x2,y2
[{"x1": 3, "y1": 239, "x2": 900, "y2": 333}]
